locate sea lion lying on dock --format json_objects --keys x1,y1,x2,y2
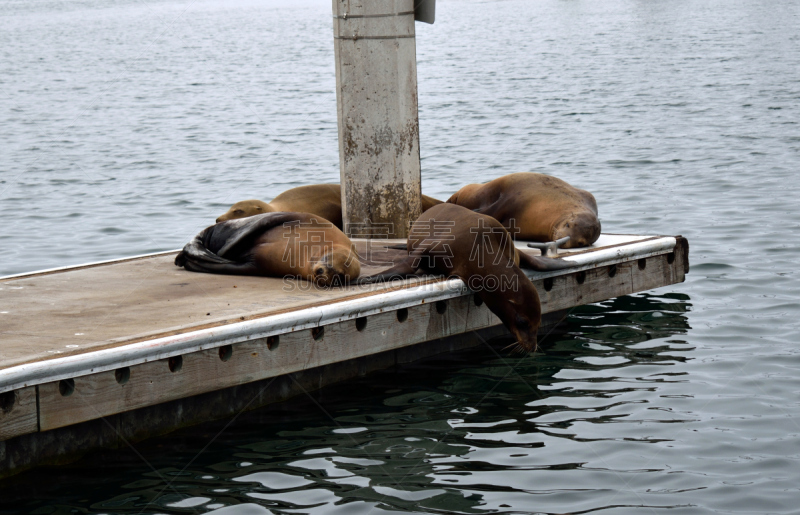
[
  {"x1": 216, "y1": 184, "x2": 444, "y2": 228},
  {"x1": 447, "y1": 172, "x2": 601, "y2": 248},
  {"x1": 216, "y1": 184, "x2": 344, "y2": 226},
  {"x1": 176, "y1": 212, "x2": 360, "y2": 286},
  {"x1": 359, "y1": 203, "x2": 577, "y2": 352}
]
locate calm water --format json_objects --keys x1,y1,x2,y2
[{"x1": 2, "y1": 0, "x2": 800, "y2": 513}]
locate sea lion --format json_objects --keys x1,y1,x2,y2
[
  {"x1": 216, "y1": 184, "x2": 343, "y2": 226},
  {"x1": 217, "y1": 184, "x2": 444, "y2": 228},
  {"x1": 360, "y1": 203, "x2": 576, "y2": 352},
  {"x1": 447, "y1": 172, "x2": 601, "y2": 248},
  {"x1": 176, "y1": 212, "x2": 360, "y2": 286}
]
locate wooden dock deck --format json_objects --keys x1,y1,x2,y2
[{"x1": 0, "y1": 234, "x2": 688, "y2": 477}]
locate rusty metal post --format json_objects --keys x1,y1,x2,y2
[{"x1": 332, "y1": 0, "x2": 422, "y2": 239}]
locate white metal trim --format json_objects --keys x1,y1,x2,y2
[{"x1": 0, "y1": 250, "x2": 181, "y2": 281}]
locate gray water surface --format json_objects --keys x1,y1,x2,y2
[{"x1": 2, "y1": 0, "x2": 800, "y2": 513}]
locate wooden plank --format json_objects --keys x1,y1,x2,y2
[
  {"x1": 630, "y1": 253, "x2": 681, "y2": 294},
  {"x1": 35, "y1": 250, "x2": 685, "y2": 433},
  {"x1": 38, "y1": 333, "x2": 298, "y2": 432},
  {"x1": 536, "y1": 251, "x2": 685, "y2": 313},
  {"x1": 333, "y1": 0, "x2": 422, "y2": 238},
  {"x1": 0, "y1": 387, "x2": 37, "y2": 441}
]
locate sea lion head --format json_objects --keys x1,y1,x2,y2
[
  {"x1": 311, "y1": 246, "x2": 361, "y2": 287},
  {"x1": 552, "y1": 212, "x2": 601, "y2": 249},
  {"x1": 477, "y1": 267, "x2": 542, "y2": 354},
  {"x1": 504, "y1": 283, "x2": 542, "y2": 353},
  {"x1": 446, "y1": 183, "x2": 482, "y2": 205},
  {"x1": 216, "y1": 200, "x2": 274, "y2": 223}
]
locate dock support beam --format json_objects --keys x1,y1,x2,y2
[{"x1": 333, "y1": 0, "x2": 422, "y2": 239}]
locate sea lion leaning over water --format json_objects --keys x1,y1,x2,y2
[
  {"x1": 217, "y1": 184, "x2": 445, "y2": 228},
  {"x1": 175, "y1": 212, "x2": 360, "y2": 286},
  {"x1": 359, "y1": 203, "x2": 577, "y2": 353},
  {"x1": 447, "y1": 172, "x2": 601, "y2": 248}
]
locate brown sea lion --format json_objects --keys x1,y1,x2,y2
[
  {"x1": 216, "y1": 184, "x2": 343, "y2": 226},
  {"x1": 360, "y1": 203, "x2": 576, "y2": 352},
  {"x1": 176, "y1": 212, "x2": 360, "y2": 286},
  {"x1": 447, "y1": 172, "x2": 601, "y2": 248},
  {"x1": 217, "y1": 184, "x2": 444, "y2": 227}
]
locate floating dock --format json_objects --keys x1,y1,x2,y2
[{"x1": 0, "y1": 234, "x2": 688, "y2": 477}]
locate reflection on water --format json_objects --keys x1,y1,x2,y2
[{"x1": 1, "y1": 293, "x2": 701, "y2": 514}]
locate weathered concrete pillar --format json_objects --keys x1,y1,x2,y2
[{"x1": 332, "y1": 0, "x2": 422, "y2": 239}]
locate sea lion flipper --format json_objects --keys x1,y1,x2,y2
[
  {"x1": 517, "y1": 251, "x2": 578, "y2": 272},
  {"x1": 472, "y1": 195, "x2": 507, "y2": 220},
  {"x1": 356, "y1": 256, "x2": 419, "y2": 284},
  {"x1": 174, "y1": 251, "x2": 186, "y2": 267},
  {"x1": 176, "y1": 229, "x2": 257, "y2": 274},
  {"x1": 214, "y1": 212, "x2": 303, "y2": 259},
  {"x1": 182, "y1": 257, "x2": 260, "y2": 275},
  {"x1": 175, "y1": 221, "x2": 266, "y2": 275}
]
